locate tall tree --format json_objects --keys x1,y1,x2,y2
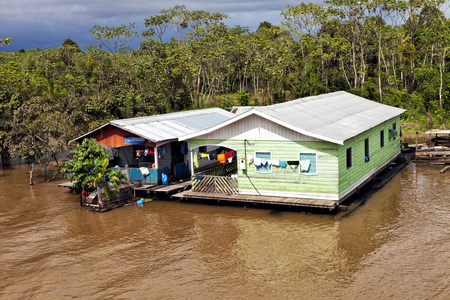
[{"x1": 89, "y1": 23, "x2": 138, "y2": 75}]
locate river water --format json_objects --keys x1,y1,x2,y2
[{"x1": 0, "y1": 163, "x2": 448, "y2": 299}]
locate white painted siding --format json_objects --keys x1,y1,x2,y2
[{"x1": 196, "y1": 115, "x2": 323, "y2": 142}]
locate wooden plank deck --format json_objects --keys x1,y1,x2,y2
[
  {"x1": 172, "y1": 190, "x2": 337, "y2": 209},
  {"x1": 133, "y1": 184, "x2": 155, "y2": 197},
  {"x1": 153, "y1": 181, "x2": 192, "y2": 194}
]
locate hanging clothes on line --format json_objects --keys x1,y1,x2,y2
[
  {"x1": 224, "y1": 151, "x2": 233, "y2": 159},
  {"x1": 287, "y1": 161, "x2": 299, "y2": 170},
  {"x1": 279, "y1": 161, "x2": 287, "y2": 168},
  {"x1": 300, "y1": 160, "x2": 310, "y2": 172},
  {"x1": 217, "y1": 154, "x2": 226, "y2": 164},
  {"x1": 253, "y1": 157, "x2": 262, "y2": 167},
  {"x1": 194, "y1": 152, "x2": 199, "y2": 168}
]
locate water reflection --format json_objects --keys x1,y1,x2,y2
[{"x1": 0, "y1": 163, "x2": 448, "y2": 299}]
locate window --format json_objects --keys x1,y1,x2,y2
[
  {"x1": 389, "y1": 122, "x2": 398, "y2": 140},
  {"x1": 255, "y1": 151, "x2": 272, "y2": 173},
  {"x1": 346, "y1": 147, "x2": 352, "y2": 169},
  {"x1": 364, "y1": 138, "x2": 369, "y2": 162},
  {"x1": 299, "y1": 153, "x2": 317, "y2": 175},
  {"x1": 380, "y1": 130, "x2": 384, "y2": 147}
]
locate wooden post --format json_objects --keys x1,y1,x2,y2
[
  {"x1": 154, "y1": 146, "x2": 159, "y2": 169},
  {"x1": 125, "y1": 164, "x2": 130, "y2": 184},
  {"x1": 29, "y1": 166, "x2": 34, "y2": 185},
  {"x1": 416, "y1": 132, "x2": 418, "y2": 149},
  {"x1": 190, "y1": 150, "x2": 195, "y2": 177}
]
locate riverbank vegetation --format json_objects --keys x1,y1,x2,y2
[{"x1": 1, "y1": 1, "x2": 450, "y2": 164}]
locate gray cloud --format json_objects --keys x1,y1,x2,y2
[{"x1": 1, "y1": 0, "x2": 324, "y2": 51}]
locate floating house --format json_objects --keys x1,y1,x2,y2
[
  {"x1": 70, "y1": 108, "x2": 235, "y2": 185},
  {"x1": 176, "y1": 91, "x2": 406, "y2": 209}
]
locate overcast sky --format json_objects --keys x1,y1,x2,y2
[{"x1": 1, "y1": 0, "x2": 325, "y2": 52}]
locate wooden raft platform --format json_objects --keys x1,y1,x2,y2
[
  {"x1": 172, "y1": 190, "x2": 337, "y2": 209},
  {"x1": 153, "y1": 180, "x2": 192, "y2": 195},
  {"x1": 133, "y1": 184, "x2": 155, "y2": 197}
]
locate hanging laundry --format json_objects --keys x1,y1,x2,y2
[
  {"x1": 248, "y1": 155, "x2": 254, "y2": 164},
  {"x1": 300, "y1": 160, "x2": 310, "y2": 172},
  {"x1": 270, "y1": 160, "x2": 280, "y2": 166},
  {"x1": 194, "y1": 152, "x2": 199, "y2": 168},
  {"x1": 162, "y1": 147, "x2": 166, "y2": 155},
  {"x1": 217, "y1": 154, "x2": 226, "y2": 164},
  {"x1": 227, "y1": 157, "x2": 233, "y2": 163},
  {"x1": 279, "y1": 161, "x2": 287, "y2": 168},
  {"x1": 136, "y1": 150, "x2": 141, "y2": 157},
  {"x1": 144, "y1": 149, "x2": 148, "y2": 156},
  {"x1": 253, "y1": 157, "x2": 262, "y2": 167},
  {"x1": 287, "y1": 161, "x2": 299, "y2": 170},
  {"x1": 210, "y1": 152, "x2": 217, "y2": 160},
  {"x1": 261, "y1": 158, "x2": 268, "y2": 166},
  {"x1": 139, "y1": 167, "x2": 150, "y2": 176},
  {"x1": 224, "y1": 151, "x2": 233, "y2": 159},
  {"x1": 180, "y1": 142, "x2": 188, "y2": 155},
  {"x1": 201, "y1": 153, "x2": 208, "y2": 159},
  {"x1": 148, "y1": 149, "x2": 154, "y2": 155}
]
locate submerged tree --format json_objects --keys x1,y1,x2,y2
[{"x1": 62, "y1": 138, "x2": 126, "y2": 198}]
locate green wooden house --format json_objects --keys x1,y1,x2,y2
[{"x1": 178, "y1": 91, "x2": 406, "y2": 208}]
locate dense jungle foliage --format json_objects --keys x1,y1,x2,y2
[{"x1": 1, "y1": 1, "x2": 450, "y2": 166}]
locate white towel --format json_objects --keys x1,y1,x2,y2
[
  {"x1": 227, "y1": 157, "x2": 233, "y2": 163},
  {"x1": 300, "y1": 160, "x2": 310, "y2": 172},
  {"x1": 270, "y1": 160, "x2": 279, "y2": 166},
  {"x1": 140, "y1": 167, "x2": 150, "y2": 176},
  {"x1": 253, "y1": 157, "x2": 262, "y2": 167}
]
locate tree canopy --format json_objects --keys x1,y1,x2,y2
[{"x1": 1, "y1": 2, "x2": 450, "y2": 164}]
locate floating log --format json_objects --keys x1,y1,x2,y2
[{"x1": 440, "y1": 166, "x2": 450, "y2": 173}]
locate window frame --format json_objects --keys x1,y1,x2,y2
[
  {"x1": 380, "y1": 130, "x2": 384, "y2": 147},
  {"x1": 392, "y1": 122, "x2": 397, "y2": 140},
  {"x1": 298, "y1": 152, "x2": 318, "y2": 175},
  {"x1": 364, "y1": 138, "x2": 369, "y2": 162},
  {"x1": 346, "y1": 147, "x2": 352, "y2": 169},
  {"x1": 254, "y1": 151, "x2": 272, "y2": 174}
]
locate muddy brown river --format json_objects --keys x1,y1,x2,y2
[{"x1": 0, "y1": 163, "x2": 448, "y2": 299}]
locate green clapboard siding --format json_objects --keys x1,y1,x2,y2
[
  {"x1": 190, "y1": 139, "x2": 340, "y2": 195},
  {"x1": 338, "y1": 116, "x2": 402, "y2": 194}
]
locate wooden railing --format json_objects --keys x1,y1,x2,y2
[
  {"x1": 192, "y1": 175, "x2": 238, "y2": 194},
  {"x1": 201, "y1": 160, "x2": 237, "y2": 177}
]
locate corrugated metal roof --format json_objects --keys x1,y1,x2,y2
[
  {"x1": 179, "y1": 91, "x2": 406, "y2": 144},
  {"x1": 108, "y1": 108, "x2": 234, "y2": 143},
  {"x1": 255, "y1": 91, "x2": 406, "y2": 143}
]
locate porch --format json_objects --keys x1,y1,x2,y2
[
  {"x1": 192, "y1": 162, "x2": 238, "y2": 194},
  {"x1": 172, "y1": 190, "x2": 337, "y2": 209}
]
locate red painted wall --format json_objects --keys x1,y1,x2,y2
[{"x1": 86, "y1": 125, "x2": 155, "y2": 148}]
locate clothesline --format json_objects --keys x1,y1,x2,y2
[
  {"x1": 250, "y1": 156, "x2": 310, "y2": 172},
  {"x1": 194, "y1": 150, "x2": 235, "y2": 168}
]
